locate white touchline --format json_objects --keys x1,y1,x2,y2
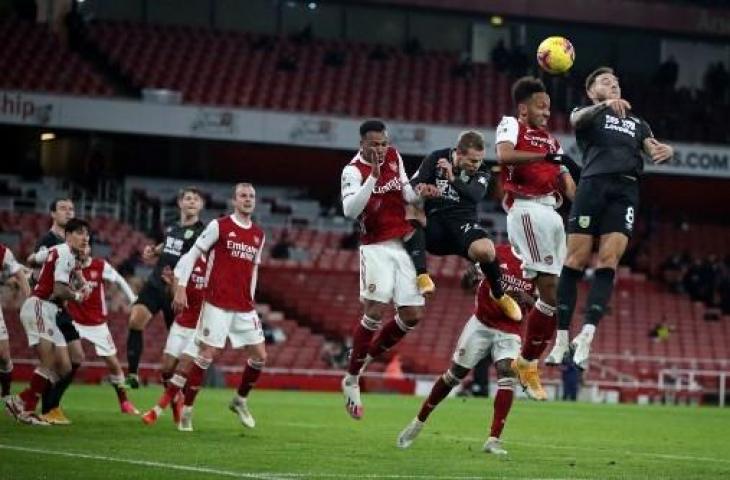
[
  {"x1": 0, "y1": 443, "x2": 586, "y2": 480},
  {"x1": 0, "y1": 444, "x2": 284, "y2": 480}
]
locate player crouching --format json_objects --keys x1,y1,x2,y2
[{"x1": 396, "y1": 244, "x2": 535, "y2": 455}]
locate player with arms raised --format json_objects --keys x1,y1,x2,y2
[
  {"x1": 410, "y1": 131, "x2": 522, "y2": 322},
  {"x1": 495, "y1": 76, "x2": 576, "y2": 399},
  {"x1": 547, "y1": 67, "x2": 673, "y2": 368}
]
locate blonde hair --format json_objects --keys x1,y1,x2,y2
[
  {"x1": 456, "y1": 130, "x2": 485, "y2": 153},
  {"x1": 233, "y1": 182, "x2": 255, "y2": 197}
]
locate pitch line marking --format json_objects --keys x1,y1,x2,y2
[{"x1": 0, "y1": 443, "x2": 586, "y2": 480}]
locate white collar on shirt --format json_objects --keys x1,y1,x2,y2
[{"x1": 230, "y1": 213, "x2": 252, "y2": 229}]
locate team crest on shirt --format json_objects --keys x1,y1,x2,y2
[
  {"x1": 89, "y1": 270, "x2": 99, "y2": 279},
  {"x1": 388, "y1": 161, "x2": 398, "y2": 173},
  {"x1": 578, "y1": 216, "x2": 591, "y2": 228},
  {"x1": 184, "y1": 229, "x2": 194, "y2": 239},
  {"x1": 253, "y1": 235, "x2": 260, "y2": 245},
  {"x1": 368, "y1": 283, "x2": 376, "y2": 293}
]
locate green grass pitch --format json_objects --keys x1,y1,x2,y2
[{"x1": 1, "y1": 385, "x2": 729, "y2": 479}]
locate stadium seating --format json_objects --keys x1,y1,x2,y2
[
  {"x1": 0, "y1": 211, "x2": 151, "y2": 266},
  {"x1": 644, "y1": 221, "x2": 730, "y2": 275},
  {"x1": 86, "y1": 21, "x2": 536, "y2": 130},
  {"x1": 0, "y1": 19, "x2": 113, "y2": 96}
]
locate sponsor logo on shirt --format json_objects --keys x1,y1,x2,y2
[
  {"x1": 372, "y1": 177, "x2": 403, "y2": 195},
  {"x1": 226, "y1": 240, "x2": 258, "y2": 261},
  {"x1": 163, "y1": 237, "x2": 185, "y2": 256},
  {"x1": 604, "y1": 114, "x2": 637, "y2": 137}
]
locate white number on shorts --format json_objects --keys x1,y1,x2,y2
[{"x1": 625, "y1": 206, "x2": 635, "y2": 227}]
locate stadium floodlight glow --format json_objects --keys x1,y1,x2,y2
[
  {"x1": 307, "y1": 2, "x2": 317, "y2": 10},
  {"x1": 40, "y1": 132, "x2": 56, "y2": 141},
  {"x1": 490, "y1": 15, "x2": 504, "y2": 26}
]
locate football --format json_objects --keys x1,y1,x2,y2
[{"x1": 536, "y1": 36, "x2": 575, "y2": 74}]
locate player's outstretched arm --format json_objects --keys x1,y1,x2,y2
[
  {"x1": 102, "y1": 261, "x2": 137, "y2": 304},
  {"x1": 643, "y1": 137, "x2": 674, "y2": 164},
  {"x1": 496, "y1": 142, "x2": 546, "y2": 165},
  {"x1": 570, "y1": 102, "x2": 610, "y2": 129}
]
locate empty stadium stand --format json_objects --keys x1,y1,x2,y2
[{"x1": 0, "y1": 19, "x2": 113, "y2": 96}]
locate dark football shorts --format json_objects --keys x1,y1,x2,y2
[
  {"x1": 134, "y1": 280, "x2": 175, "y2": 329},
  {"x1": 56, "y1": 309, "x2": 80, "y2": 342},
  {"x1": 567, "y1": 174, "x2": 639, "y2": 238},
  {"x1": 425, "y1": 213, "x2": 491, "y2": 259}
]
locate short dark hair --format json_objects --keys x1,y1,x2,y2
[
  {"x1": 64, "y1": 218, "x2": 89, "y2": 235},
  {"x1": 50, "y1": 197, "x2": 73, "y2": 212},
  {"x1": 586, "y1": 66, "x2": 615, "y2": 91},
  {"x1": 456, "y1": 130, "x2": 485, "y2": 153},
  {"x1": 177, "y1": 186, "x2": 204, "y2": 202},
  {"x1": 511, "y1": 76, "x2": 546, "y2": 106},
  {"x1": 359, "y1": 119, "x2": 386, "y2": 138}
]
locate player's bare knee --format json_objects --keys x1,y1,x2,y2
[
  {"x1": 363, "y1": 300, "x2": 388, "y2": 321},
  {"x1": 196, "y1": 345, "x2": 218, "y2": 364},
  {"x1": 129, "y1": 306, "x2": 151, "y2": 330},
  {"x1": 446, "y1": 362, "x2": 470, "y2": 383},
  {"x1": 468, "y1": 239, "x2": 495, "y2": 263},
  {"x1": 536, "y1": 274, "x2": 558, "y2": 306},
  {"x1": 397, "y1": 306, "x2": 424, "y2": 328},
  {"x1": 69, "y1": 341, "x2": 85, "y2": 364},
  {"x1": 596, "y1": 250, "x2": 621, "y2": 269},
  {"x1": 495, "y1": 360, "x2": 516, "y2": 378}
]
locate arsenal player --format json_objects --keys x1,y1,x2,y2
[
  {"x1": 142, "y1": 183, "x2": 265, "y2": 432},
  {"x1": 5, "y1": 219, "x2": 90, "y2": 425},
  {"x1": 339, "y1": 119, "x2": 426, "y2": 420},
  {"x1": 66, "y1": 246, "x2": 139, "y2": 415},
  {"x1": 0, "y1": 243, "x2": 31, "y2": 399},
  {"x1": 397, "y1": 244, "x2": 535, "y2": 455},
  {"x1": 495, "y1": 76, "x2": 575, "y2": 399}
]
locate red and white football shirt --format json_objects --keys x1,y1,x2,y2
[
  {"x1": 496, "y1": 116, "x2": 563, "y2": 206},
  {"x1": 193, "y1": 215, "x2": 264, "y2": 312},
  {"x1": 32, "y1": 243, "x2": 76, "y2": 301},
  {"x1": 67, "y1": 258, "x2": 132, "y2": 326},
  {"x1": 474, "y1": 244, "x2": 536, "y2": 335},
  {"x1": 175, "y1": 256, "x2": 207, "y2": 328},
  {"x1": 341, "y1": 146, "x2": 413, "y2": 245}
]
